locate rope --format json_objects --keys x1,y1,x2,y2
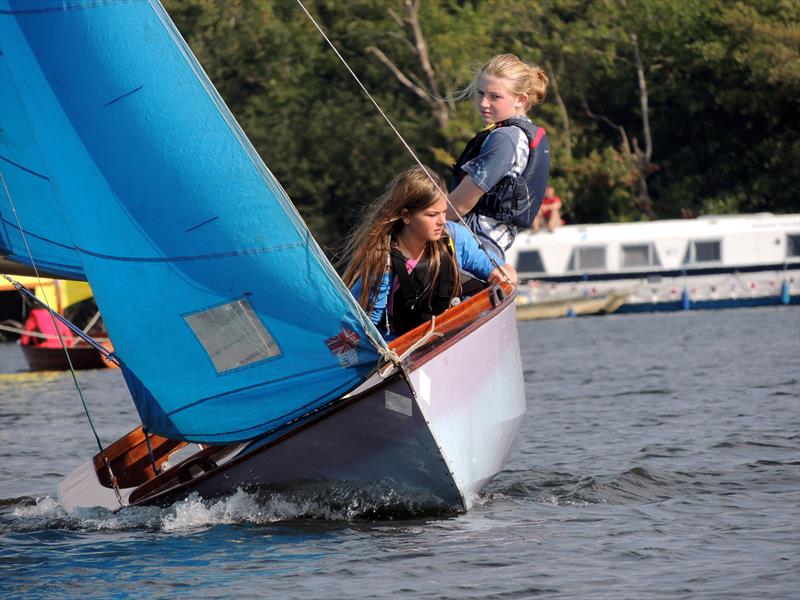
[
  {"x1": 0, "y1": 322, "x2": 110, "y2": 341},
  {"x1": 82, "y1": 310, "x2": 102, "y2": 334},
  {"x1": 293, "y1": 0, "x2": 507, "y2": 279},
  {"x1": 377, "y1": 314, "x2": 443, "y2": 378},
  {"x1": 0, "y1": 173, "x2": 124, "y2": 507}
]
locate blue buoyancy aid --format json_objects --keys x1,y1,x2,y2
[{"x1": 450, "y1": 116, "x2": 550, "y2": 229}]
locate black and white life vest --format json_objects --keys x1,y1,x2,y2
[
  {"x1": 450, "y1": 116, "x2": 550, "y2": 229},
  {"x1": 388, "y1": 237, "x2": 459, "y2": 336}
]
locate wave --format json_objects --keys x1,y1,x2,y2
[{"x1": 489, "y1": 466, "x2": 686, "y2": 506}]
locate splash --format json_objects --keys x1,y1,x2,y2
[{"x1": 1, "y1": 481, "x2": 456, "y2": 533}]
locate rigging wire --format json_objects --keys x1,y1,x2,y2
[
  {"x1": 293, "y1": 0, "x2": 506, "y2": 277},
  {"x1": 0, "y1": 173, "x2": 109, "y2": 457}
]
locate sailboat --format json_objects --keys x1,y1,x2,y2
[
  {"x1": 0, "y1": 0, "x2": 525, "y2": 513},
  {"x1": 0, "y1": 277, "x2": 114, "y2": 370}
]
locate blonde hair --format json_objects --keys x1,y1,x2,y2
[
  {"x1": 342, "y1": 166, "x2": 459, "y2": 313},
  {"x1": 468, "y1": 53, "x2": 548, "y2": 111}
]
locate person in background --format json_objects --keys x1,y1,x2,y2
[
  {"x1": 342, "y1": 166, "x2": 517, "y2": 340},
  {"x1": 19, "y1": 307, "x2": 74, "y2": 348},
  {"x1": 532, "y1": 185, "x2": 562, "y2": 233},
  {"x1": 448, "y1": 53, "x2": 551, "y2": 261}
]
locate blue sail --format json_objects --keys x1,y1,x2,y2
[
  {"x1": 0, "y1": 36, "x2": 85, "y2": 279},
  {"x1": 0, "y1": 0, "x2": 386, "y2": 442}
]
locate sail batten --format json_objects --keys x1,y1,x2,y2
[{"x1": 1, "y1": 0, "x2": 384, "y2": 443}]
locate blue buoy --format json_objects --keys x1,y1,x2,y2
[
  {"x1": 681, "y1": 287, "x2": 690, "y2": 311},
  {"x1": 780, "y1": 280, "x2": 791, "y2": 305}
]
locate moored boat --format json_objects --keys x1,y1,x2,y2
[
  {"x1": 515, "y1": 291, "x2": 628, "y2": 320},
  {"x1": 506, "y1": 213, "x2": 800, "y2": 313},
  {"x1": 20, "y1": 343, "x2": 109, "y2": 371}
]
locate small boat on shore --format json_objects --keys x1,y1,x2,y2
[
  {"x1": 20, "y1": 342, "x2": 110, "y2": 371},
  {"x1": 515, "y1": 291, "x2": 628, "y2": 320},
  {"x1": 0, "y1": 278, "x2": 114, "y2": 371},
  {"x1": 1, "y1": 0, "x2": 525, "y2": 513},
  {"x1": 506, "y1": 214, "x2": 800, "y2": 313}
]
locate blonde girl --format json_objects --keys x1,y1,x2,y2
[{"x1": 449, "y1": 54, "x2": 551, "y2": 260}]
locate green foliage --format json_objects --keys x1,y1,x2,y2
[{"x1": 162, "y1": 0, "x2": 799, "y2": 248}]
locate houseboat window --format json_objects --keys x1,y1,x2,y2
[
  {"x1": 567, "y1": 246, "x2": 606, "y2": 271},
  {"x1": 185, "y1": 298, "x2": 281, "y2": 374},
  {"x1": 684, "y1": 240, "x2": 721, "y2": 264},
  {"x1": 516, "y1": 250, "x2": 545, "y2": 273},
  {"x1": 621, "y1": 244, "x2": 661, "y2": 268},
  {"x1": 788, "y1": 234, "x2": 800, "y2": 258}
]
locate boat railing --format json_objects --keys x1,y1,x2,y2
[{"x1": 389, "y1": 281, "x2": 516, "y2": 368}]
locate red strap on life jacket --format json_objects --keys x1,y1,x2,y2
[{"x1": 530, "y1": 127, "x2": 546, "y2": 149}]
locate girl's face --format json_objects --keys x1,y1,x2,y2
[
  {"x1": 474, "y1": 73, "x2": 527, "y2": 124},
  {"x1": 401, "y1": 195, "x2": 448, "y2": 243}
]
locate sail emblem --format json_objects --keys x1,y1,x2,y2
[{"x1": 325, "y1": 328, "x2": 361, "y2": 367}]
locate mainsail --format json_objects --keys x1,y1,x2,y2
[{"x1": 0, "y1": 0, "x2": 385, "y2": 442}]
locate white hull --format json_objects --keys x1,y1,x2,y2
[
  {"x1": 523, "y1": 268, "x2": 797, "y2": 311},
  {"x1": 508, "y1": 214, "x2": 800, "y2": 312},
  {"x1": 59, "y1": 288, "x2": 526, "y2": 513}
]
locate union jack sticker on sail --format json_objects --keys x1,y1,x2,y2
[{"x1": 325, "y1": 328, "x2": 360, "y2": 367}]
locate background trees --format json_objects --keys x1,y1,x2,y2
[{"x1": 164, "y1": 0, "x2": 799, "y2": 251}]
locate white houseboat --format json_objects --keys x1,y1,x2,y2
[{"x1": 506, "y1": 213, "x2": 800, "y2": 313}]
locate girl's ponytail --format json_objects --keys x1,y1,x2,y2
[{"x1": 526, "y1": 65, "x2": 549, "y2": 110}]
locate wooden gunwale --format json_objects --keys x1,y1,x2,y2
[
  {"x1": 93, "y1": 428, "x2": 184, "y2": 488},
  {"x1": 99, "y1": 282, "x2": 517, "y2": 506},
  {"x1": 389, "y1": 281, "x2": 516, "y2": 369}
]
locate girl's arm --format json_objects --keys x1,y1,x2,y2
[
  {"x1": 447, "y1": 222, "x2": 518, "y2": 284},
  {"x1": 350, "y1": 273, "x2": 392, "y2": 327},
  {"x1": 447, "y1": 176, "x2": 485, "y2": 219},
  {"x1": 447, "y1": 222, "x2": 493, "y2": 279}
]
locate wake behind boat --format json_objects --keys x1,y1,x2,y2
[{"x1": 0, "y1": 0, "x2": 525, "y2": 513}]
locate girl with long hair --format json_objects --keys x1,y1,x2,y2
[{"x1": 343, "y1": 166, "x2": 516, "y2": 339}]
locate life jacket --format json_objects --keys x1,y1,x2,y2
[
  {"x1": 388, "y1": 236, "x2": 459, "y2": 336},
  {"x1": 450, "y1": 116, "x2": 550, "y2": 228},
  {"x1": 19, "y1": 308, "x2": 74, "y2": 348}
]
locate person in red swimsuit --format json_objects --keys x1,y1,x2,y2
[{"x1": 532, "y1": 185, "x2": 562, "y2": 233}]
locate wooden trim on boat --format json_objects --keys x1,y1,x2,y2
[
  {"x1": 93, "y1": 427, "x2": 185, "y2": 489},
  {"x1": 389, "y1": 281, "x2": 517, "y2": 369}
]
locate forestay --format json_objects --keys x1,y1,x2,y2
[{"x1": 0, "y1": 0, "x2": 385, "y2": 442}]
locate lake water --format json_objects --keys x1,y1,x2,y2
[{"x1": 1, "y1": 307, "x2": 798, "y2": 598}]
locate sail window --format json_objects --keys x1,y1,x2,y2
[
  {"x1": 185, "y1": 299, "x2": 281, "y2": 373},
  {"x1": 621, "y1": 244, "x2": 661, "y2": 268},
  {"x1": 516, "y1": 250, "x2": 545, "y2": 274},
  {"x1": 788, "y1": 234, "x2": 800, "y2": 258},
  {"x1": 567, "y1": 246, "x2": 606, "y2": 271},
  {"x1": 683, "y1": 240, "x2": 721, "y2": 264}
]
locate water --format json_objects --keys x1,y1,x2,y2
[{"x1": 1, "y1": 307, "x2": 798, "y2": 598}]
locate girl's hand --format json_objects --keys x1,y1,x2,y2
[{"x1": 488, "y1": 263, "x2": 518, "y2": 285}]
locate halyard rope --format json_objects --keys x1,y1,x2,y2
[{"x1": 293, "y1": 0, "x2": 506, "y2": 278}]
